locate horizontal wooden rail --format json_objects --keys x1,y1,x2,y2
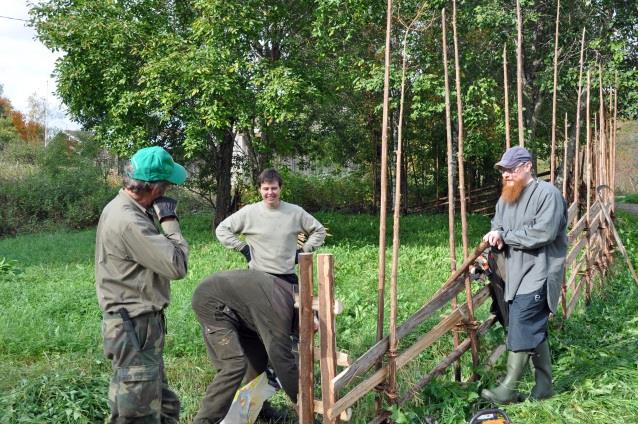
[
  {"x1": 567, "y1": 201, "x2": 579, "y2": 224},
  {"x1": 566, "y1": 236, "x2": 587, "y2": 268},
  {"x1": 368, "y1": 315, "x2": 499, "y2": 424},
  {"x1": 294, "y1": 295, "x2": 344, "y2": 315},
  {"x1": 333, "y1": 241, "x2": 488, "y2": 393},
  {"x1": 313, "y1": 400, "x2": 352, "y2": 421},
  {"x1": 328, "y1": 285, "x2": 491, "y2": 420},
  {"x1": 314, "y1": 347, "x2": 350, "y2": 367},
  {"x1": 567, "y1": 276, "x2": 586, "y2": 317},
  {"x1": 568, "y1": 213, "x2": 587, "y2": 244}
]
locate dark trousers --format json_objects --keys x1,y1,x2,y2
[
  {"x1": 102, "y1": 311, "x2": 180, "y2": 423},
  {"x1": 193, "y1": 303, "x2": 269, "y2": 424},
  {"x1": 507, "y1": 284, "x2": 550, "y2": 352}
]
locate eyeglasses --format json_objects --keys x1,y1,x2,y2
[{"x1": 498, "y1": 162, "x2": 528, "y2": 175}]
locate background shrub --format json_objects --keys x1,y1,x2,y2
[
  {"x1": 0, "y1": 137, "x2": 116, "y2": 237},
  {"x1": 241, "y1": 169, "x2": 374, "y2": 213}
]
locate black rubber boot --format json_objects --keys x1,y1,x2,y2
[
  {"x1": 481, "y1": 351, "x2": 529, "y2": 404},
  {"x1": 530, "y1": 339, "x2": 554, "y2": 400},
  {"x1": 257, "y1": 400, "x2": 287, "y2": 422}
]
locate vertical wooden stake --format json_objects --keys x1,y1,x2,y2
[
  {"x1": 585, "y1": 70, "x2": 592, "y2": 305},
  {"x1": 573, "y1": 28, "x2": 586, "y2": 211},
  {"x1": 298, "y1": 253, "x2": 315, "y2": 424},
  {"x1": 550, "y1": 0, "x2": 560, "y2": 183},
  {"x1": 562, "y1": 113, "x2": 569, "y2": 198},
  {"x1": 375, "y1": 0, "x2": 392, "y2": 413},
  {"x1": 318, "y1": 254, "x2": 338, "y2": 424},
  {"x1": 453, "y1": 0, "x2": 479, "y2": 379},
  {"x1": 612, "y1": 81, "x2": 618, "y2": 212},
  {"x1": 598, "y1": 64, "x2": 606, "y2": 197},
  {"x1": 442, "y1": 7, "x2": 461, "y2": 382},
  {"x1": 503, "y1": 44, "x2": 511, "y2": 149},
  {"x1": 516, "y1": 0, "x2": 525, "y2": 146}
]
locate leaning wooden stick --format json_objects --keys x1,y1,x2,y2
[
  {"x1": 596, "y1": 186, "x2": 638, "y2": 286},
  {"x1": 550, "y1": 0, "x2": 560, "y2": 183}
]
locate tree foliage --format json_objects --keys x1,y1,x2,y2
[{"x1": 30, "y1": 0, "x2": 638, "y2": 216}]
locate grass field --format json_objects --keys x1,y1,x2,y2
[{"x1": 1, "y1": 210, "x2": 637, "y2": 423}]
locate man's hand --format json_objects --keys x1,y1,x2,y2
[
  {"x1": 153, "y1": 196, "x2": 178, "y2": 222},
  {"x1": 483, "y1": 230, "x2": 504, "y2": 250},
  {"x1": 240, "y1": 245, "x2": 251, "y2": 262}
]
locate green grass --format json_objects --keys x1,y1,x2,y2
[
  {"x1": 1, "y1": 211, "x2": 637, "y2": 423},
  {"x1": 623, "y1": 193, "x2": 638, "y2": 204}
]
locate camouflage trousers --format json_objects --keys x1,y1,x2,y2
[{"x1": 102, "y1": 310, "x2": 180, "y2": 423}]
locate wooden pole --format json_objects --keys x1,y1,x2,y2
[
  {"x1": 516, "y1": 0, "x2": 525, "y2": 146},
  {"x1": 298, "y1": 253, "x2": 315, "y2": 424},
  {"x1": 550, "y1": 0, "x2": 560, "y2": 183},
  {"x1": 598, "y1": 64, "x2": 606, "y2": 197},
  {"x1": 318, "y1": 254, "x2": 338, "y2": 424},
  {"x1": 585, "y1": 69, "x2": 592, "y2": 304},
  {"x1": 573, "y1": 28, "x2": 586, "y2": 209},
  {"x1": 386, "y1": 23, "x2": 413, "y2": 406},
  {"x1": 374, "y1": 0, "x2": 392, "y2": 408},
  {"x1": 612, "y1": 81, "x2": 618, "y2": 212},
  {"x1": 441, "y1": 8, "x2": 461, "y2": 382},
  {"x1": 452, "y1": 0, "x2": 479, "y2": 379},
  {"x1": 563, "y1": 113, "x2": 568, "y2": 198},
  {"x1": 503, "y1": 44, "x2": 511, "y2": 149}
]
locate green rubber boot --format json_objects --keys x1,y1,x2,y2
[
  {"x1": 481, "y1": 351, "x2": 529, "y2": 404},
  {"x1": 530, "y1": 339, "x2": 554, "y2": 400}
]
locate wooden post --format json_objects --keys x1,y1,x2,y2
[
  {"x1": 562, "y1": 113, "x2": 569, "y2": 198},
  {"x1": 318, "y1": 254, "x2": 338, "y2": 424},
  {"x1": 503, "y1": 44, "x2": 511, "y2": 149},
  {"x1": 516, "y1": 0, "x2": 525, "y2": 146},
  {"x1": 375, "y1": 0, "x2": 392, "y2": 413},
  {"x1": 442, "y1": 8, "x2": 461, "y2": 382},
  {"x1": 453, "y1": 0, "x2": 479, "y2": 379},
  {"x1": 386, "y1": 16, "x2": 418, "y2": 403},
  {"x1": 573, "y1": 28, "x2": 586, "y2": 211},
  {"x1": 550, "y1": 0, "x2": 560, "y2": 183},
  {"x1": 585, "y1": 70, "x2": 592, "y2": 304},
  {"x1": 598, "y1": 64, "x2": 606, "y2": 198},
  {"x1": 612, "y1": 82, "x2": 618, "y2": 212},
  {"x1": 298, "y1": 253, "x2": 315, "y2": 424}
]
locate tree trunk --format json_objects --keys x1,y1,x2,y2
[{"x1": 213, "y1": 128, "x2": 235, "y2": 227}]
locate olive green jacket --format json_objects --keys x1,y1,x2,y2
[{"x1": 95, "y1": 190, "x2": 189, "y2": 317}]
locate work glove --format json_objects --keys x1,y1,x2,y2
[
  {"x1": 153, "y1": 196, "x2": 178, "y2": 222},
  {"x1": 240, "y1": 245, "x2": 251, "y2": 262}
]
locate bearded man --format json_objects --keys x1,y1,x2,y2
[{"x1": 481, "y1": 146, "x2": 568, "y2": 404}]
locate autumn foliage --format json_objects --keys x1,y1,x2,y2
[{"x1": 0, "y1": 96, "x2": 44, "y2": 144}]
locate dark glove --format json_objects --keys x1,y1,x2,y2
[
  {"x1": 240, "y1": 245, "x2": 251, "y2": 262},
  {"x1": 294, "y1": 248, "x2": 302, "y2": 264},
  {"x1": 153, "y1": 196, "x2": 178, "y2": 222}
]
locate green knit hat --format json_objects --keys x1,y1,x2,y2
[{"x1": 129, "y1": 146, "x2": 187, "y2": 184}]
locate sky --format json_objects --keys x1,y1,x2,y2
[{"x1": 0, "y1": 1, "x2": 80, "y2": 130}]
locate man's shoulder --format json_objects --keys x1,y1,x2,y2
[
  {"x1": 535, "y1": 180, "x2": 563, "y2": 199},
  {"x1": 100, "y1": 194, "x2": 148, "y2": 228}
]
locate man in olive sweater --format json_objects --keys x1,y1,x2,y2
[
  {"x1": 96, "y1": 146, "x2": 189, "y2": 423},
  {"x1": 192, "y1": 269, "x2": 299, "y2": 423},
  {"x1": 481, "y1": 146, "x2": 567, "y2": 404},
  {"x1": 216, "y1": 169, "x2": 326, "y2": 285}
]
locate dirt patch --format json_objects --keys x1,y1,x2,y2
[
  {"x1": 616, "y1": 202, "x2": 638, "y2": 215},
  {"x1": 615, "y1": 120, "x2": 638, "y2": 193}
]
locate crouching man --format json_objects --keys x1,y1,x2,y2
[{"x1": 192, "y1": 269, "x2": 299, "y2": 423}]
